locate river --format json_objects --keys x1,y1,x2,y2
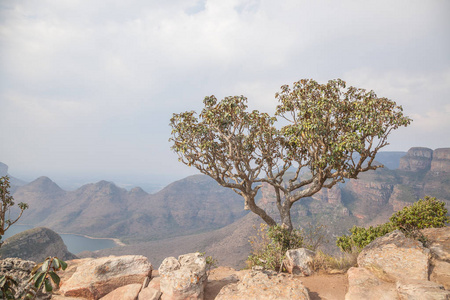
[{"x1": 3, "y1": 225, "x2": 119, "y2": 254}]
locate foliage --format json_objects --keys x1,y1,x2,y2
[
  {"x1": 0, "y1": 275, "x2": 18, "y2": 299},
  {"x1": 336, "y1": 196, "x2": 449, "y2": 253},
  {"x1": 336, "y1": 223, "x2": 394, "y2": 253},
  {"x1": 247, "y1": 224, "x2": 303, "y2": 271},
  {"x1": 198, "y1": 252, "x2": 218, "y2": 275},
  {"x1": 300, "y1": 222, "x2": 329, "y2": 251},
  {"x1": 169, "y1": 79, "x2": 411, "y2": 232},
  {"x1": 23, "y1": 257, "x2": 67, "y2": 299},
  {"x1": 389, "y1": 196, "x2": 449, "y2": 231},
  {"x1": 0, "y1": 176, "x2": 28, "y2": 248}
]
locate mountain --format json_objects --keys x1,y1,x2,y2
[
  {"x1": 12, "y1": 174, "x2": 247, "y2": 243},
  {"x1": 0, "y1": 227, "x2": 77, "y2": 262},
  {"x1": 3, "y1": 147, "x2": 449, "y2": 268},
  {"x1": 0, "y1": 162, "x2": 28, "y2": 188}
]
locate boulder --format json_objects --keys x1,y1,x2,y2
[
  {"x1": 283, "y1": 248, "x2": 315, "y2": 276},
  {"x1": 215, "y1": 269, "x2": 310, "y2": 300},
  {"x1": 99, "y1": 283, "x2": 142, "y2": 300},
  {"x1": 431, "y1": 259, "x2": 450, "y2": 290},
  {"x1": 357, "y1": 230, "x2": 430, "y2": 281},
  {"x1": 345, "y1": 267, "x2": 398, "y2": 300},
  {"x1": 422, "y1": 227, "x2": 450, "y2": 262},
  {"x1": 138, "y1": 287, "x2": 162, "y2": 300},
  {"x1": 0, "y1": 258, "x2": 51, "y2": 300},
  {"x1": 59, "y1": 255, "x2": 152, "y2": 300},
  {"x1": 396, "y1": 280, "x2": 450, "y2": 300},
  {"x1": 158, "y1": 252, "x2": 207, "y2": 300}
]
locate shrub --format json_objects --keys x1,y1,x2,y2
[
  {"x1": 390, "y1": 196, "x2": 449, "y2": 231},
  {"x1": 336, "y1": 196, "x2": 449, "y2": 253},
  {"x1": 247, "y1": 224, "x2": 303, "y2": 271},
  {"x1": 300, "y1": 222, "x2": 329, "y2": 251}
]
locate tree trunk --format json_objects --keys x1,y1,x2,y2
[
  {"x1": 280, "y1": 201, "x2": 293, "y2": 232},
  {"x1": 245, "y1": 195, "x2": 277, "y2": 227}
]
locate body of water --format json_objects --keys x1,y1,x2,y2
[{"x1": 3, "y1": 225, "x2": 118, "y2": 254}]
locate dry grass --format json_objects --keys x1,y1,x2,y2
[{"x1": 310, "y1": 250, "x2": 358, "y2": 274}]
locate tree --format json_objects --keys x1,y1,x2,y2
[
  {"x1": 0, "y1": 176, "x2": 28, "y2": 248},
  {"x1": 169, "y1": 79, "x2": 411, "y2": 232}
]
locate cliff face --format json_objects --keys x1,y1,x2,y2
[
  {"x1": 399, "y1": 147, "x2": 433, "y2": 172},
  {"x1": 0, "y1": 227, "x2": 77, "y2": 262},
  {"x1": 431, "y1": 148, "x2": 450, "y2": 173}
]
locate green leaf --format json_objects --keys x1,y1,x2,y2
[
  {"x1": 44, "y1": 278, "x2": 53, "y2": 292},
  {"x1": 34, "y1": 273, "x2": 46, "y2": 288},
  {"x1": 49, "y1": 272, "x2": 60, "y2": 285}
]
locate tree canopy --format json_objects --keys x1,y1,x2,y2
[{"x1": 169, "y1": 79, "x2": 411, "y2": 231}]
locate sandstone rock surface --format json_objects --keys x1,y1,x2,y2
[
  {"x1": 345, "y1": 267, "x2": 397, "y2": 300},
  {"x1": 396, "y1": 280, "x2": 450, "y2": 300},
  {"x1": 399, "y1": 147, "x2": 433, "y2": 172},
  {"x1": 99, "y1": 283, "x2": 142, "y2": 300},
  {"x1": 357, "y1": 230, "x2": 430, "y2": 281},
  {"x1": 158, "y1": 252, "x2": 207, "y2": 300},
  {"x1": 215, "y1": 270, "x2": 310, "y2": 300},
  {"x1": 59, "y1": 255, "x2": 152, "y2": 300}
]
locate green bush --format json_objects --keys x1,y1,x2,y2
[
  {"x1": 247, "y1": 224, "x2": 303, "y2": 271},
  {"x1": 337, "y1": 196, "x2": 449, "y2": 253},
  {"x1": 390, "y1": 196, "x2": 449, "y2": 231}
]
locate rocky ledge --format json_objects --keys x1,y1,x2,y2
[{"x1": 1, "y1": 227, "x2": 449, "y2": 299}]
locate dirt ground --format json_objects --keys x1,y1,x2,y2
[{"x1": 205, "y1": 267, "x2": 348, "y2": 300}]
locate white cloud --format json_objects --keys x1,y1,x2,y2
[{"x1": 1, "y1": 0, "x2": 449, "y2": 186}]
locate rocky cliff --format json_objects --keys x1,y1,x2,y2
[{"x1": 0, "y1": 227, "x2": 77, "y2": 262}]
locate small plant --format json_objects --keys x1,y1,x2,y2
[
  {"x1": 336, "y1": 196, "x2": 449, "y2": 253},
  {"x1": 23, "y1": 257, "x2": 67, "y2": 299},
  {"x1": 247, "y1": 224, "x2": 303, "y2": 271},
  {"x1": 198, "y1": 252, "x2": 218, "y2": 275},
  {"x1": 0, "y1": 275, "x2": 18, "y2": 299}
]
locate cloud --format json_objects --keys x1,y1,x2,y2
[{"x1": 1, "y1": 0, "x2": 449, "y2": 186}]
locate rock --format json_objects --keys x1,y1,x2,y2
[
  {"x1": 311, "y1": 185, "x2": 342, "y2": 205},
  {"x1": 59, "y1": 255, "x2": 152, "y2": 300},
  {"x1": 99, "y1": 283, "x2": 142, "y2": 300},
  {"x1": 0, "y1": 227, "x2": 77, "y2": 262},
  {"x1": 396, "y1": 280, "x2": 450, "y2": 300},
  {"x1": 215, "y1": 270, "x2": 310, "y2": 300},
  {"x1": 158, "y1": 252, "x2": 207, "y2": 300},
  {"x1": 357, "y1": 230, "x2": 430, "y2": 281},
  {"x1": 138, "y1": 287, "x2": 162, "y2": 300},
  {"x1": 283, "y1": 248, "x2": 315, "y2": 276},
  {"x1": 431, "y1": 148, "x2": 450, "y2": 173},
  {"x1": 399, "y1": 147, "x2": 433, "y2": 172},
  {"x1": 430, "y1": 259, "x2": 450, "y2": 290},
  {"x1": 422, "y1": 227, "x2": 450, "y2": 262},
  {"x1": 345, "y1": 267, "x2": 398, "y2": 300},
  {"x1": 0, "y1": 258, "x2": 50, "y2": 300}
]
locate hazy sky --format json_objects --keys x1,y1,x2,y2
[{"x1": 1, "y1": 0, "x2": 449, "y2": 189}]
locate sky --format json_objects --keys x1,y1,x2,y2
[{"x1": 1, "y1": 0, "x2": 449, "y2": 191}]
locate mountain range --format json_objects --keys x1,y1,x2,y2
[{"x1": 3, "y1": 147, "x2": 450, "y2": 268}]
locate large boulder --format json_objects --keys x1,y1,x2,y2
[
  {"x1": 396, "y1": 280, "x2": 450, "y2": 300},
  {"x1": 345, "y1": 267, "x2": 398, "y2": 300},
  {"x1": 283, "y1": 248, "x2": 315, "y2": 276},
  {"x1": 158, "y1": 252, "x2": 207, "y2": 300},
  {"x1": 423, "y1": 227, "x2": 450, "y2": 289},
  {"x1": 59, "y1": 255, "x2": 152, "y2": 300},
  {"x1": 357, "y1": 230, "x2": 430, "y2": 281},
  {"x1": 215, "y1": 269, "x2": 310, "y2": 300},
  {"x1": 99, "y1": 283, "x2": 142, "y2": 300}
]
